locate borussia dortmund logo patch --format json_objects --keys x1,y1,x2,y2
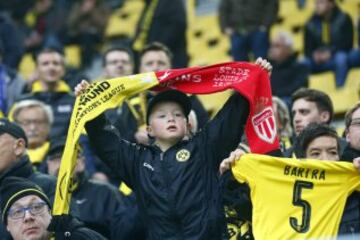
[{"x1": 176, "y1": 149, "x2": 190, "y2": 162}]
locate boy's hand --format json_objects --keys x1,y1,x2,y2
[
  {"x1": 219, "y1": 148, "x2": 245, "y2": 175},
  {"x1": 74, "y1": 80, "x2": 90, "y2": 96},
  {"x1": 255, "y1": 57, "x2": 273, "y2": 75},
  {"x1": 135, "y1": 129, "x2": 150, "y2": 145},
  {"x1": 353, "y1": 157, "x2": 360, "y2": 172}
]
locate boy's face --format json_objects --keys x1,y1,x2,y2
[
  {"x1": 147, "y1": 101, "x2": 188, "y2": 146},
  {"x1": 292, "y1": 99, "x2": 329, "y2": 136},
  {"x1": 305, "y1": 136, "x2": 339, "y2": 161}
]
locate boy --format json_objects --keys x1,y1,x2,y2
[{"x1": 75, "y1": 59, "x2": 271, "y2": 239}]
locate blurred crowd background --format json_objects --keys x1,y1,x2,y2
[{"x1": 1, "y1": 0, "x2": 359, "y2": 130}]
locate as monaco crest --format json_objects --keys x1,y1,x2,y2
[{"x1": 251, "y1": 107, "x2": 277, "y2": 144}]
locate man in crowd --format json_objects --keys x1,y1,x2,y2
[
  {"x1": 0, "y1": 176, "x2": 106, "y2": 239},
  {"x1": 268, "y1": 31, "x2": 309, "y2": 104},
  {"x1": 14, "y1": 48, "x2": 74, "y2": 142},
  {"x1": 0, "y1": 118, "x2": 56, "y2": 239},
  {"x1": 101, "y1": 46, "x2": 135, "y2": 124},
  {"x1": 102, "y1": 46, "x2": 134, "y2": 80},
  {"x1": 218, "y1": 0, "x2": 278, "y2": 61},
  {"x1": 11, "y1": 99, "x2": 53, "y2": 167},
  {"x1": 285, "y1": 88, "x2": 343, "y2": 157},
  {"x1": 295, "y1": 123, "x2": 360, "y2": 236},
  {"x1": 303, "y1": 0, "x2": 353, "y2": 87},
  {"x1": 342, "y1": 102, "x2": 360, "y2": 162},
  {"x1": 219, "y1": 123, "x2": 360, "y2": 237}
]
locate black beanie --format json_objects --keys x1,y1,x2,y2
[
  {"x1": 0, "y1": 118, "x2": 28, "y2": 147},
  {"x1": 0, "y1": 177, "x2": 51, "y2": 225}
]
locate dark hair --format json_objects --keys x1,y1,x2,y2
[
  {"x1": 291, "y1": 88, "x2": 333, "y2": 124},
  {"x1": 102, "y1": 46, "x2": 134, "y2": 67},
  {"x1": 294, "y1": 123, "x2": 339, "y2": 158},
  {"x1": 35, "y1": 47, "x2": 65, "y2": 65},
  {"x1": 140, "y1": 42, "x2": 173, "y2": 63},
  {"x1": 344, "y1": 101, "x2": 360, "y2": 133}
]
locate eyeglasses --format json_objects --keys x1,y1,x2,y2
[{"x1": 8, "y1": 202, "x2": 48, "y2": 220}]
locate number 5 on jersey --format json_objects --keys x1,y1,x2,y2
[{"x1": 290, "y1": 180, "x2": 314, "y2": 233}]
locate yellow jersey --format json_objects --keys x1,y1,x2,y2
[{"x1": 231, "y1": 154, "x2": 360, "y2": 239}]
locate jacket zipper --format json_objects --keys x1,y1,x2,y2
[{"x1": 159, "y1": 150, "x2": 183, "y2": 238}]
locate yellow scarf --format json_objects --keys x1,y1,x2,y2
[
  {"x1": 53, "y1": 73, "x2": 158, "y2": 215},
  {"x1": 32, "y1": 80, "x2": 71, "y2": 93},
  {"x1": 28, "y1": 141, "x2": 50, "y2": 164}
]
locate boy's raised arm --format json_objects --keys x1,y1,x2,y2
[{"x1": 76, "y1": 80, "x2": 138, "y2": 189}]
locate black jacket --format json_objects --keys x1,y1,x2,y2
[
  {"x1": 105, "y1": 93, "x2": 209, "y2": 186},
  {"x1": 339, "y1": 145, "x2": 360, "y2": 235},
  {"x1": 48, "y1": 214, "x2": 107, "y2": 240},
  {"x1": 341, "y1": 144, "x2": 360, "y2": 163},
  {"x1": 86, "y1": 92, "x2": 249, "y2": 239},
  {"x1": 0, "y1": 155, "x2": 57, "y2": 239},
  {"x1": 304, "y1": 5, "x2": 353, "y2": 58}
]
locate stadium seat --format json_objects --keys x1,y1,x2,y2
[
  {"x1": 64, "y1": 45, "x2": 81, "y2": 68},
  {"x1": 188, "y1": 14, "x2": 231, "y2": 66},
  {"x1": 308, "y1": 71, "x2": 355, "y2": 115},
  {"x1": 280, "y1": 8, "x2": 312, "y2": 31},
  {"x1": 345, "y1": 67, "x2": 360, "y2": 90},
  {"x1": 330, "y1": 87, "x2": 359, "y2": 115},
  {"x1": 309, "y1": 72, "x2": 336, "y2": 92},
  {"x1": 105, "y1": 0, "x2": 144, "y2": 39}
]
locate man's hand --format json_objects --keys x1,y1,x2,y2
[
  {"x1": 74, "y1": 80, "x2": 90, "y2": 96},
  {"x1": 255, "y1": 57, "x2": 273, "y2": 75},
  {"x1": 353, "y1": 157, "x2": 360, "y2": 172},
  {"x1": 219, "y1": 148, "x2": 246, "y2": 175}
]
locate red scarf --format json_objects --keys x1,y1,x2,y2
[{"x1": 154, "y1": 62, "x2": 279, "y2": 154}]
